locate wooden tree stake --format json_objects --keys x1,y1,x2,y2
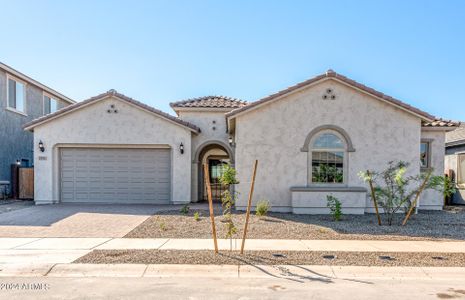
[
  {"x1": 402, "y1": 170, "x2": 432, "y2": 226},
  {"x1": 204, "y1": 163, "x2": 218, "y2": 253},
  {"x1": 366, "y1": 170, "x2": 382, "y2": 226},
  {"x1": 240, "y1": 160, "x2": 258, "y2": 255}
]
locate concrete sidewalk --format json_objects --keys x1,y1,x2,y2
[{"x1": 1, "y1": 237, "x2": 465, "y2": 252}]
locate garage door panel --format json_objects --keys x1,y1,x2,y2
[{"x1": 60, "y1": 148, "x2": 171, "y2": 204}]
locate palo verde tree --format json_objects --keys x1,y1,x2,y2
[{"x1": 359, "y1": 161, "x2": 454, "y2": 226}]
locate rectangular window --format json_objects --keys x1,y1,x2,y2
[
  {"x1": 311, "y1": 151, "x2": 344, "y2": 183},
  {"x1": 458, "y1": 154, "x2": 465, "y2": 185},
  {"x1": 43, "y1": 95, "x2": 58, "y2": 115},
  {"x1": 420, "y1": 141, "x2": 430, "y2": 168},
  {"x1": 7, "y1": 77, "x2": 25, "y2": 112}
]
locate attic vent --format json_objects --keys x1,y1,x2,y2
[
  {"x1": 322, "y1": 88, "x2": 336, "y2": 100},
  {"x1": 107, "y1": 104, "x2": 118, "y2": 113}
]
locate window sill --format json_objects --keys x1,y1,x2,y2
[
  {"x1": 420, "y1": 167, "x2": 433, "y2": 173},
  {"x1": 5, "y1": 107, "x2": 28, "y2": 117},
  {"x1": 290, "y1": 186, "x2": 367, "y2": 192}
]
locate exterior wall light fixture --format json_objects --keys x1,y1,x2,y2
[
  {"x1": 180, "y1": 143, "x2": 184, "y2": 154},
  {"x1": 38, "y1": 140, "x2": 45, "y2": 152}
]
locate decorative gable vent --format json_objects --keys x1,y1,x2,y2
[
  {"x1": 322, "y1": 88, "x2": 336, "y2": 100},
  {"x1": 107, "y1": 104, "x2": 118, "y2": 113}
]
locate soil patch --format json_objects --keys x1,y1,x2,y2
[{"x1": 75, "y1": 249, "x2": 465, "y2": 267}]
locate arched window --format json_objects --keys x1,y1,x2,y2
[{"x1": 310, "y1": 131, "x2": 346, "y2": 184}]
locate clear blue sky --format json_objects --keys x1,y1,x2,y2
[{"x1": 2, "y1": 0, "x2": 464, "y2": 120}]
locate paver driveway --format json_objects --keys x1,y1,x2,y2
[{"x1": 0, "y1": 204, "x2": 170, "y2": 238}]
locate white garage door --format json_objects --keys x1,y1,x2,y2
[{"x1": 60, "y1": 148, "x2": 171, "y2": 204}]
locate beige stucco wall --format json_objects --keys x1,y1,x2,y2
[
  {"x1": 32, "y1": 96, "x2": 192, "y2": 204},
  {"x1": 233, "y1": 78, "x2": 422, "y2": 212},
  {"x1": 177, "y1": 110, "x2": 234, "y2": 202},
  {"x1": 291, "y1": 188, "x2": 366, "y2": 214},
  {"x1": 420, "y1": 130, "x2": 446, "y2": 209}
]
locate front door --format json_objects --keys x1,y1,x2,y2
[{"x1": 203, "y1": 158, "x2": 229, "y2": 202}]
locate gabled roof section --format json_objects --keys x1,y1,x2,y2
[
  {"x1": 226, "y1": 70, "x2": 436, "y2": 121},
  {"x1": 446, "y1": 123, "x2": 465, "y2": 147},
  {"x1": 170, "y1": 95, "x2": 247, "y2": 109},
  {"x1": 24, "y1": 89, "x2": 200, "y2": 133},
  {"x1": 0, "y1": 61, "x2": 75, "y2": 104}
]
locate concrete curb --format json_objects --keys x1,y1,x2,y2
[
  {"x1": 2, "y1": 237, "x2": 465, "y2": 252},
  {"x1": 2, "y1": 263, "x2": 465, "y2": 280}
]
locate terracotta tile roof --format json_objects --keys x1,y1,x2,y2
[
  {"x1": 170, "y1": 95, "x2": 247, "y2": 109},
  {"x1": 226, "y1": 70, "x2": 437, "y2": 121},
  {"x1": 422, "y1": 119, "x2": 460, "y2": 128},
  {"x1": 446, "y1": 123, "x2": 465, "y2": 146},
  {"x1": 24, "y1": 89, "x2": 200, "y2": 133}
]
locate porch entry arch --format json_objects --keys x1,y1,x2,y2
[{"x1": 193, "y1": 140, "x2": 234, "y2": 202}]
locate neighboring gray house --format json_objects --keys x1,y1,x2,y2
[
  {"x1": 445, "y1": 124, "x2": 465, "y2": 204},
  {"x1": 0, "y1": 62, "x2": 75, "y2": 190},
  {"x1": 24, "y1": 70, "x2": 458, "y2": 213}
]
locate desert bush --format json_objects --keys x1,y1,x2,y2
[
  {"x1": 193, "y1": 211, "x2": 201, "y2": 221},
  {"x1": 159, "y1": 221, "x2": 167, "y2": 231},
  {"x1": 255, "y1": 199, "x2": 270, "y2": 217},
  {"x1": 326, "y1": 195, "x2": 342, "y2": 221},
  {"x1": 180, "y1": 204, "x2": 190, "y2": 215}
]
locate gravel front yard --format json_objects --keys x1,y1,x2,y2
[
  {"x1": 124, "y1": 206, "x2": 465, "y2": 241},
  {"x1": 75, "y1": 249, "x2": 465, "y2": 267}
]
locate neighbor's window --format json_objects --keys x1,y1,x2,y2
[
  {"x1": 420, "y1": 141, "x2": 430, "y2": 168},
  {"x1": 311, "y1": 132, "x2": 345, "y2": 183},
  {"x1": 7, "y1": 77, "x2": 25, "y2": 113},
  {"x1": 43, "y1": 95, "x2": 58, "y2": 115},
  {"x1": 458, "y1": 153, "x2": 465, "y2": 185}
]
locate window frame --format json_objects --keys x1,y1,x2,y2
[
  {"x1": 457, "y1": 152, "x2": 465, "y2": 187},
  {"x1": 420, "y1": 139, "x2": 433, "y2": 171},
  {"x1": 43, "y1": 92, "x2": 59, "y2": 115},
  {"x1": 308, "y1": 129, "x2": 348, "y2": 186},
  {"x1": 5, "y1": 74, "x2": 27, "y2": 116}
]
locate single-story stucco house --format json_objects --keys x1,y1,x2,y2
[
  {"x1": 445, "y1": 124, "x2": 465, "y2": 204},
  {"x1": 23, "y1": 70, "x2": 458, "y2": 213}
]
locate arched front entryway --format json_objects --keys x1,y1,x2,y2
[{"x1": 192, "y1": 141, "x2": 234, "y2": 202}]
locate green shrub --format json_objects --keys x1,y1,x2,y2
[
  {"x1": 219, "y1": 164, "x2": 239, "y2": 185},
  {"x1": 193, "y1": 211, "x2": 201, "y2": 221},
  {"x1": 159, "y1": 221, "x2": 167, "y2": 231},
  {"x1": 255, "y1": 200, "x2": 270, "y2": 217},
  {"x1": 326, "y1": 195, "x2": 342, "y2": 221},
  {"x1": 180, "y1": 204, "x2": 190, "y2": 215}
]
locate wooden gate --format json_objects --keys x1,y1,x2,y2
[{"x1": 19, "y1": 167, "x2": 34, "y2": 199}]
